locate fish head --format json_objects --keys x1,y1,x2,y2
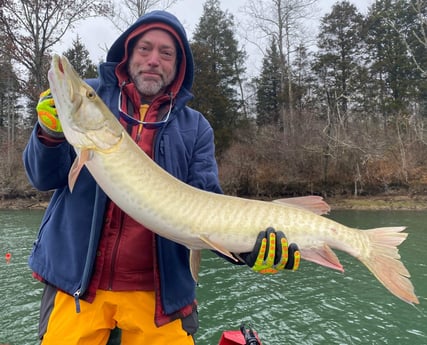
[{"x1": 48, "y1": 54, "x2": 123, "y2": 152}]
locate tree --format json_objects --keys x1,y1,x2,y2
[
  {"x1": 314, "y1": 1, "x2": 365, "y2": 124},
  {"x1": 243, "y1": 0, "x2": 318, "y2": 138},
  {"x1": 106, "y1": 0, "x2": 181, "y2": 32},
  {"x1": 190, "y1": 0, "x2": 246, "y2": 154},
  {"x1": 64, "y1": 35, "x2": 98, "y2": 78},
  {"x1": 292, "y1": 43, "x2": 316, "y2": 114},
  {"x1": 0, "y1": 36, "x2": 19, "y2": 129},
  {"x1": 0, "y1": 0, "x2": 110, "y2": 124},
  {"x1": 364, "y1": 0, "x2": 418, "y2": 117},
  {"x1": 401, "y1": 0, "x2": 427, "y2": 75},
  {"x1": 0, "y1": 39, "x2": 20, "y2": 174},
  {"x1": 255, "y1": 37, "x2": 282, "y2": 128},
  {"x1": 386, "y1": 0, "x2": 427, "y2": 116}
]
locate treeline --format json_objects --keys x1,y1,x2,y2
[{"x1": 1, "y1": 0, "x2": 427, "y2": 202}]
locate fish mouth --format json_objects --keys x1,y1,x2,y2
[
  {"x1": 58, "y1": 56, "x2": 64, "y2": 74},
  {"x1": 55, "y1": 55, "x2": 82, "y2": 109}
]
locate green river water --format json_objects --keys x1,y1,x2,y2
[{"x1": 0, "y1": 209, "x2": 426, "y2": 345}]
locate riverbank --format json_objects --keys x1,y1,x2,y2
[
  {"x1": 2, "y1": 194, "x2": 427, "y2": 211},
  {"x1": 327, "y1": 194, "x2": 427, "y2": 210}
]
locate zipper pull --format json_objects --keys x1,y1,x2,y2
[{"x1": 73, "y1": 289, "x2": 81, "y2": 313}]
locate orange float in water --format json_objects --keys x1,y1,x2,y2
[{"x1": 5, "y1": 252, "x2": 11, "y2": 264}]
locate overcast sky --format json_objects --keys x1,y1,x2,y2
[{"x1": 56, "y1": 0, "x2": 373, "y2": 75}]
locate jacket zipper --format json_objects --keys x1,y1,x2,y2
[{"x1": 73, "y1": 289, "x2": 81, "y2": 313}]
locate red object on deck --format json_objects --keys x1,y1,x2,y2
[{"x1": 218, "y1": 330, "x2": 262, "y2": 345}]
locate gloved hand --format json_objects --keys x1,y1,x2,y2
[
  {"x1": 239, "y1": 227, "x2": 300, "y2": 274},
  {"x1": 37, "y1": 89, "x2": 64, "y2": 138}
]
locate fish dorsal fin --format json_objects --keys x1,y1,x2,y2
[
  {"x1": 189, "y1": 250, "x2": 202, "y2": 282},
  {"x1": 68, "y1": 149, "x2": 91, "y2": 192},
  {"x1": 199, "y1": 235, "x2": 237, "y2": 262},
  {"x1": 273, "y1": 196, "x2": 331, "y2": 215}
]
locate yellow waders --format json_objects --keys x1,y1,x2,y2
[{"x1": 41, "y1": 290, "x2": 195, "y2": 345}]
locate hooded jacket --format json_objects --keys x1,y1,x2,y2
[{"x1": 23, "y1": 11, "x2": 222, "y2": 325}]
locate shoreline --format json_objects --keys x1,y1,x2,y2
[
  {"x1": 327, "y1": 194, "x2": 427, "y2": 211},
  {"x1": 2, "y1": 194, "x2": 427, "y2": 211}
]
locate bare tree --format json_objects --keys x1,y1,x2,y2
[
  {"x1": 242, "y1": 0, "x2": 318, "y2": 139},
  {"x1": 0, "y1": 0, "x2": 111, "y2": 121},
  {"x1": 106, "y1": 0, "x2": 182, "y2": 32}
]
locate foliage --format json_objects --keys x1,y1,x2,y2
[
  {"x1": 314, "y1": 1, "x2": 365, "y2": 119},
  {"x1": 364, "y1": 0, "x2": 418, "y2": 116},
  {"x1": 255, "y1": 38, "x2": 282, "y2": 128},
  {"x1": 64, "y1": 35, "x2": 98, "y2": 78},
  {"x1": 190, "y1": 0, "x2": 246, "y2": 154}
]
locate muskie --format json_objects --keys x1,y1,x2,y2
[{"x1": 48, "y1": 54, "x2": 419, "y2": 305}]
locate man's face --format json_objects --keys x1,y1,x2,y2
[{"x1": 128, "y1": 29, "x2": 177, "y2": 100}]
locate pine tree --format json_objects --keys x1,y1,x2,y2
[
  {"x1": 364, "y1": 0, "x2": 418, "y2": 116},
  {"x1": 190, "y1": 0, "x2": 246, "y2": 154},
  {"x1": 64, "y1": 35, "x2": 98, "y2": 78},
  {"x1": 313, "y1": 0, "x2": 365, "y2": 123},
  {"x1": 256, "y1": 38, "x2": 282, "y2": 128},
  {"x1": 292, "y1": 43, "x2": 316, "y2": 114}
]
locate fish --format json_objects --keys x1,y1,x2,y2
[{"x1": 47, "y1": 54, "x2": 419, "y2": 305}]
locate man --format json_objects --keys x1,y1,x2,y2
[{"x1": 23, "y1": 10, "x2": 300, "y2": 345}]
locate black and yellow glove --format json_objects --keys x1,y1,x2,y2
[
  {"x1": 37, "y1": 89, "x2": 64, "y2": 138},
  {"x1": 239, "y1": 227, "x2": 300, "y2": 274}
]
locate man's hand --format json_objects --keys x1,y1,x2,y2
[
  {"x1": 239, "y1": 227, "x2": 300, "y2": 274},
  {"x1": 37, "y1": 89, "x2": 64, "y2": 138}
]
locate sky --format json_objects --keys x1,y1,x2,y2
[{"x1": 56, "y1": 0, "x2": 373, "y2": 75}]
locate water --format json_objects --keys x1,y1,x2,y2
[
  {"x1": 0, "y1": 210, "x2": 44, "y2": 345},
  {"x1": 0, "y1": 209, "x2": 426, "y2": 345}
]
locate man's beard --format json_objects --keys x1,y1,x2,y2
[{"x1": 133, "y1": 75, "x2": 166, "y2": 97}]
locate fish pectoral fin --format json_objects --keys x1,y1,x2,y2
[
  {"x1": 199, "y1": 235, "x2": 237, "y2": 262},
  {"x1": 68, "y1": 149, "x2": 92, "y2": 192},
  {"x1": 273, "y1": 196, "x2": 331, "y2": 215},
  {"x1": 189, "y1": 250, "x2": 202, "y2": 282},
  {"x1": 301, "y1": 244, "x2": 344, "y2": 272}
]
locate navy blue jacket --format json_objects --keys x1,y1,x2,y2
[{"x1": 23, "y1": 11, "x2": 222, "y2": 317}]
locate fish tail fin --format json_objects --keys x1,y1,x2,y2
[{"x1": 360, "y1": 227, "x2": 419, "y2": 304}]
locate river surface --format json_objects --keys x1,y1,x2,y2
[{"x1": 0, "y1": 209, "x2": 426, "y2": 345}]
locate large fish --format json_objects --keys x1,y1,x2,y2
[{"x1": 48, "y1": 54, "x2": 419, "y2": 305}]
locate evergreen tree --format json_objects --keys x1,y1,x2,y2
[
  {"x1": 292, "y1": 43, "x2": 316, "y2": 114},
  {"x1": 313, "y1": 1, "x2": 365, "y2": 123},
  {"x1": 190, "y1": 0, "x2": 246, "y2": 154},
  {"x1": 364, "y1": 0, "x2": 418, "y2": 116},
  {"x1": 394, "y1": 0, "x2": 427, "y2": 116},
  {"x1": 64, "y1": 35, "x2": 98, "y2": 78},
  {"x1": 256, "y1": 38, "x2": 282, "y2": 128}
]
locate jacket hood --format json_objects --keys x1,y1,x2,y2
[{"x1": 106, "y1": 10, "x2": 194, "y2": 92}]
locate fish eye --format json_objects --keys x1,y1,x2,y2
[{"x1": 86, "y1": 89, "x2": 96, "y2": 100}]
